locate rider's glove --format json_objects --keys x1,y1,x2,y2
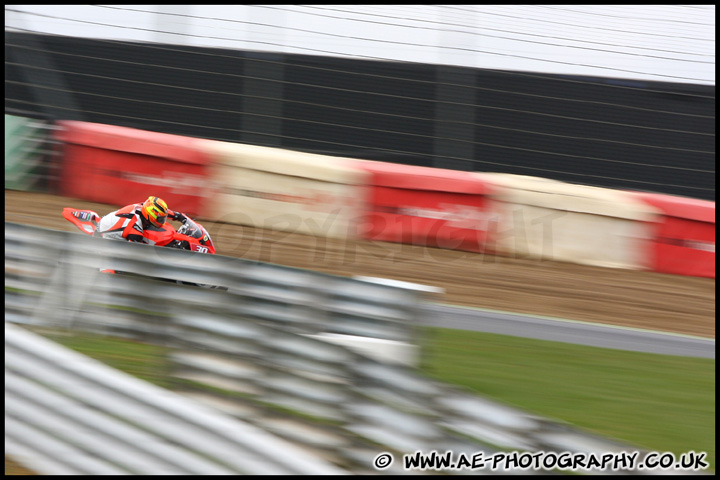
[{"x1": 169, "y1": 211, "x2": 188, "y2": 223}]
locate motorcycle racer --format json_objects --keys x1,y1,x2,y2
[
  {"x1": 95, "y1": 196, "x2": 188, "y2": 244},
  {"x1": 62, "y1": 199, "x2": 221, "y2": 286}
]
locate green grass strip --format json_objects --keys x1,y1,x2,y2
[
  {"x1": 418, "y1": 326, "x2": 715, "y2": 472},
  {"x1": 39, "y1": 330, "x2": 174, "y2": 389}
]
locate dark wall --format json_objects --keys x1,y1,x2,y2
[
  {"x1": 5, "y1": 31, "x2": 714, "y2": 200},
  {"x1": 468, "y1": 71, "x2": 715, "y2": 200}
]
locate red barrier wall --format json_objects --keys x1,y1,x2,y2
[
  {"x1": 629, "y1": 192, "x2": 715, "y2": 278},
  {"x1": 350, "y1": 161, "x2": 497, "y2": 252},
  {"x1": 56, "y1": 121, "x2": 213, "y2": 216}
]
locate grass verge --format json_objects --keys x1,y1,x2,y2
[{"x1": 418, "y1": 326, "x2": 715, "y2": 473}]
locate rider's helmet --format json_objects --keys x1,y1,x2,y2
[{"x1": 140, "y1": 196, "x2": 169, "y2": 228}]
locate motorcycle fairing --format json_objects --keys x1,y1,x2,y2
[{"x1": 62, "y1": 208, "x2": 100, "y2": 235}]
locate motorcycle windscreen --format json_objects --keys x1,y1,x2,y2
[{"x1": 181, "y1": 219, "x2": 216, "y2": 253}]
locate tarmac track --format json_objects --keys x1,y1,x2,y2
[{"x1": 419, "y1": 303, "x2": 715, "y2": 359}]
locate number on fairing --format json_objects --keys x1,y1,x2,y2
[{"x1": 193, "y1": 245, "x2": 209, "y2": 253}]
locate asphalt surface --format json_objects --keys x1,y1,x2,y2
[{"x1": 419, "y1": 303, "x2": 715, "y2": 359}]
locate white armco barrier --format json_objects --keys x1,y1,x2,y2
[
  {"x1": 303, "y1": 333, "x2": 419, "y2": 367},
  {"x1": 476, "y1": 174, "x2": 660, "y2": 269},
  {"x1": 5, "y1": 323, "x2": 346, "y2": 475},
  {"x1": 199, "y1": 140, "x2": 370, "y2": 240}
]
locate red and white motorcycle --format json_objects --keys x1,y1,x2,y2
[{"x1": 62, "y1": 206, "x2": 226, "y2": 289}]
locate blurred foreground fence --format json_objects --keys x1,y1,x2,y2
[
  {"x1": 5, "y1": 322, "x2": 344, "y2": 475},
  {"x1": 5, "y1": 222, "x2": 694, "y2": 475}
]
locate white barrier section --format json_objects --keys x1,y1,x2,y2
[
  {"x1": 303, "y1": 333, "x2": 420, "y2": 367},
  {"x1": 476, "y1": 174, "x2": 660, "y2": 269},
  {"x1": 5, "y1": 323, "x2": 346, "y2": 475},
  {"x1": 199, "y1": 140, "x2": 370, "y2": 240}
]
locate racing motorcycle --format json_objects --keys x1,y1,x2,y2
[{"x1": 62, "y1": 206, "x2": 226, "y2": 289}]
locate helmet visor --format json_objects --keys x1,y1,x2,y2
[{"x1": 145, "y1": 205, "x2": 167, "y2": 226}]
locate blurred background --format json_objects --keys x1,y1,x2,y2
[
  {"x1": 5, "y1": 4, "x2": 715, "y2": 199},
  {"x1": 4, "y1": 5, "x2": 716, "y2": 476}
]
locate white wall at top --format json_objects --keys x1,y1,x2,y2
[{"x1": 4, "y1": 5, "x2": 715, "y2": 85}]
